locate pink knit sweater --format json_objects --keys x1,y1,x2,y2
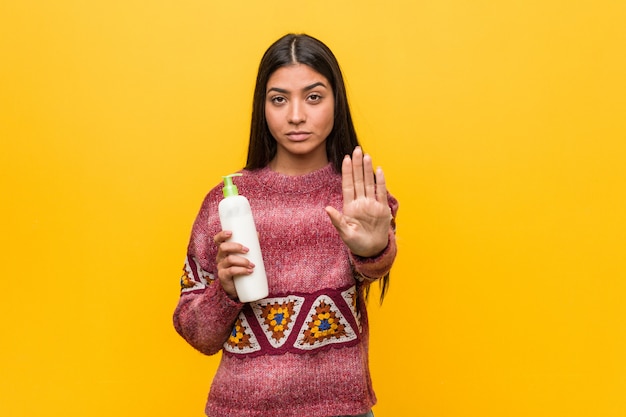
[{"x1": 174, "y1": 163, "x2": 398, "y2": 417}]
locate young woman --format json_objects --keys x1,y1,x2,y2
[{"x1": 174, "y1": 33, "x2": 398, "y2": 417}]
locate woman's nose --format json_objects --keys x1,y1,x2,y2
[{"x1": 288, "y1": 102, "x2": 305, "y2": 125}]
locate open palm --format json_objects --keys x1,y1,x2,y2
[{"x1": 325, "y1": 147, "x2": 392, "y2": 257}]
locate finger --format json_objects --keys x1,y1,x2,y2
[
  {"x1": 216, "y1": 241, "x2": 249, "y2": 266},
  {"x1": 213, "y1": 230, "x2": 232, "y2": 245},
  {"x1": 341, "y1": 154, "x2": 355, "y2": 204},
  {"x1": 375, "y1": 166, "x2": 390, "y2": 207},
  {"x1": 218, "y1": 242, "x2": 249, "y2": 256},
  {"x1": 218, "y1": 254, "x2": 255, "y2": 273},
  {"x1": 221, "y1": 264, "x2": 255, "y2": 277},
  {"x1": 362, "y1": 153, "x2": 376, "y2": 199},
  {"x1": 324, "y1": 206, "x2": 347, "y2": 235},
  {"x1": 351, "y1": 146, "x2": 365, "y2": 199}
]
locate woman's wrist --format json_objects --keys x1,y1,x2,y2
[{"x1": 350, "y1": 229, "x2": 397, "y2": 278}]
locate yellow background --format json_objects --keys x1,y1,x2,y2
[{"x1": 1, "y1": 1, "x2": 625, "y2": 416}]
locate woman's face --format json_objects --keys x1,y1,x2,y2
[{"x1": 265, "y1": 64, "x2": 335, "y2": 174}]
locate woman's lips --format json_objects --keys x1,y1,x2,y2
[{"x1": 286, "y1": 131, "x2": 312, "y2": 141}]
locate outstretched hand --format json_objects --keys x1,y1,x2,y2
[{"x1": 325, "y1": 147, "x2": 392, "y2": 257}]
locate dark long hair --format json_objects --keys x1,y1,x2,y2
[
  {"x1": 245, "y1": 33, "x2": 390, "y2": 303},
  {"x1": 245, "y1": 33, "x2": 358, "y2": 173}
]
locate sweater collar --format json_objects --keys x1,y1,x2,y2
[{"x1": 247, "y1": 163, "x2": 337, "y2": 194}]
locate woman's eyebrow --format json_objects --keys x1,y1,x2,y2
[
  {"x1": 267, "y1": 82, "x2": 328, "y2": 95},
  {"x1": 267, "y1": 87, "x2": 289, "y2": 94},
  {"x1": 303, "y1": 81, "x2": 327, "y2": 91}
]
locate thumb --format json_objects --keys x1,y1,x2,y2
[{"x1": 324, "y1": 206, "x2": 345, "y2": 231}]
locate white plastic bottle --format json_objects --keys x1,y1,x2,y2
[{"x1": 218, "y1": 173, "x2": 268, "y2": 302}]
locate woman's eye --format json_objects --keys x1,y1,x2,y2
[
  {"x1": 270, "y1": 96, "x2": 286, "y2": 105},
  {"x1": 308, "y1": 94, "x2": 322, "y2": 102}
]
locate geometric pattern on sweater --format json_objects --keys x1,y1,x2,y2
[
  {"x1": 251, "y1": 296, "x2": 306, "y2": 348},
  {"x1": 180, "y1": 255, "x2": 214, "y2": 294},
  {"x1": 223, "y1": 284, "x2": 362, "y2": 358},
  {"x1": 294, "y1": 294, "x2": 357, "y2": 351},
  {"x1": 224, "y1": 313, "x2": 261, "y2": 355}
]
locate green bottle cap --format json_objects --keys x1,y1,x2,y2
[{"x1": 222, "y1": 173, "x2": 243, "y2": 197}]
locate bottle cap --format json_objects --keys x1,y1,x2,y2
[{"x1": 222, "y1": 173, "x2": 243, "y2": 197}]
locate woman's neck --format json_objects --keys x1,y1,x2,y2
[{"x1": 268, "y1": 155, "x2": 329, "y2": 176}]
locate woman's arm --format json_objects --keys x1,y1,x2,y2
[{"x1": 173, "y1": 191, "x2": 244, "y2": 355}]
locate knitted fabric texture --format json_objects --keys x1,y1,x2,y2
[{"x1": 173, "y1": 163, "x2": 398, "y2": 417}]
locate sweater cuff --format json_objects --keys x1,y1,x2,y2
[
  {"x1": 214, "y1": 281, "x2": 244, "y2": 306},
  {"x1": 350, "y1": 228, "x2": 397, "y2": 280}
]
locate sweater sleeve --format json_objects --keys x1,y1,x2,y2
[
  {"x1": 350, "y1": 192, "x2": 399, "y2": 280},
  {"x1": 173, "y1": 280, "x2": 243, "y2": 355},
  {"x1": 172, "y1": 189, "x2": 244, "y2": 356}
]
